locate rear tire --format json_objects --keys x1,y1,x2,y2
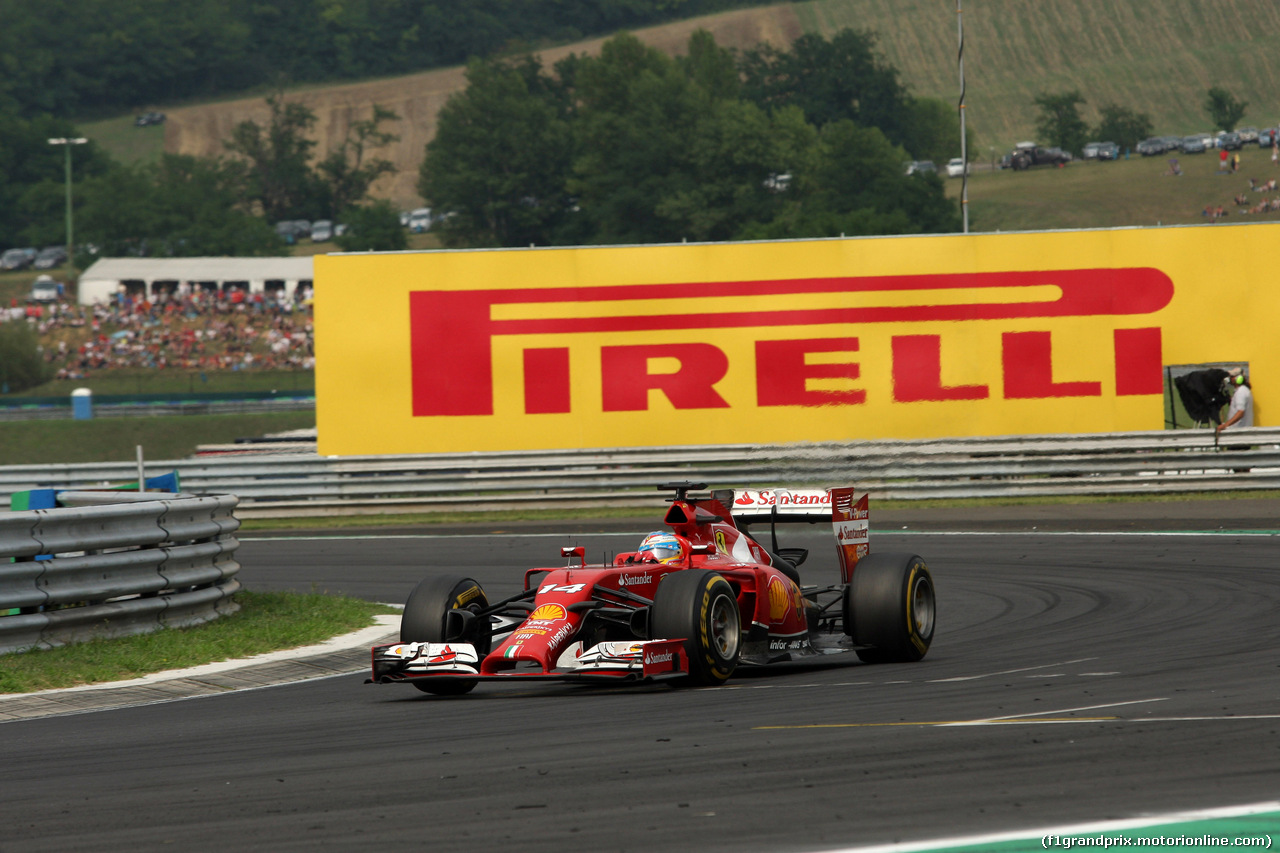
[
  {"x1": 844, "y1": 553, "x2": 935, "y2": 663},
  {"x1": 650, "y1": 570, "x2": 741, "y2": 686},
  {"x1": 400, "y1": 574, "x2": 490, "y2": 695}
]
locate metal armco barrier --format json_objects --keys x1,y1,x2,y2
[
  {"x1": 1, "y1": 429, "x2": 1277, "y2": 519},
  {"x1": 0, "y1": 493, "x2": 241, "y2": 654}
]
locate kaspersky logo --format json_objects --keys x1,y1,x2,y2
[{"x1": 408, "y1": 269, "x2": 1173, "y2": 417}]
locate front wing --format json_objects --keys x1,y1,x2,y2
[{"x1": 368, "y1": 639, "x2": 690, "y2": 686}]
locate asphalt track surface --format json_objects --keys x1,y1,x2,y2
[{"x1": 3, "y1": 499, "x2": 1280, "y2": 852}]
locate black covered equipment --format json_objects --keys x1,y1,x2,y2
[{"x1": 1174, "y1": 368, "x2": 1230, "y2": 425}]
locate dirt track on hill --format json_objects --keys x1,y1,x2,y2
[{"x1": 165, "y1": 7, "x2": 804, "y2": 211}]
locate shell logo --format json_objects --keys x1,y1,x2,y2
[
  {"x1": 768, "y1": 577, "x2": 791, "y2": 621},
  {"x1": 528, "y1": 603, "x2": 567, "y2": 622}
]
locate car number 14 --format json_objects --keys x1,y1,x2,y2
[{"x1": 539, "y1": 583, "x2": 587, "y2": 594}]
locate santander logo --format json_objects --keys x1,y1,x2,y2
[{"x1": 735, "y1": 489, "x2": 832, "y2": 508}]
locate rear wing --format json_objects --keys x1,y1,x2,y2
[{"x1": 714, "y1": 488, "x2": 869, "y2": 584}]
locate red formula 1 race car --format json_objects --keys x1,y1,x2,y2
[{"x1": 369, "y1": 482, "x2": 935, "y2": 694}]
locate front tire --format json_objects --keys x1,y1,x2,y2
[
  {"x1": 400, "y1": 574, "x2": 491, "y2": 694},
  {"x1": 844, "y1": 553, "x2": 935, "y2": 663},
  {"x1": 650, "y1": 570, "x2": 741, "y2": 686}
]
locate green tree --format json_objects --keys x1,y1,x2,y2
[
  {"x1": 900, "y1": 97, "x2": 968, "y2": 166},
  {"x1": 738, "y1": 29, "x2": 912, "y2": 144},
  {"x1": 746, "y1": 120, "x2": 959, "y2": 240},
  {"x1": 0, "y1": 322, "x2": 51, "y2": 394},
  {"x1": 0, "y1": 113, "x2": 111, "y2": 248},
  {"x1": 334, "y1": 200, "x2": 408, "y2": 252},
  {"x1": 421, "y1": 29, "x2": 960, "y2": 249},
  {"x1": 652, "y1": 100, "x2": 810, "y2": 243},
  {"x1": 316, "y1": 105, "x2": 401, "y2": 218},
  {"x1": 1033, "y1": 91, "x2": 1090, "y2": 156},
  {"x1": 678, "y1": 28, "x2": 741, "y2": 101},
  {"x1": 569, "y1": 33, "x2": 717, "y2": 244},
  {"x1": 419, "y1": 55, "x2": 575, "y2": 248},
  {"x1": 78, "y1": 155, "x2": 281, "y2": 257},
  {"x1": 1094, "y1": 103, "x2": 1154, "y2": 154},
  {"x1": 1204, "y1": 87, "x2": 1247, "y2": 132},
  {"x1": 224, "y1": 95, "x2": 328, "y2": 222},
  {"x1": 0, "y1": 1, "x2": 845, "y2": 119}
]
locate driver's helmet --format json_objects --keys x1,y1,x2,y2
[{"x1": 638, "y1": 531, "x2": 685, "y2": 564}]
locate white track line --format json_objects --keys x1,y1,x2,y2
[
  {"x1": 940, "y1": 697, "x2": 1168, "y2": 726},
  {"x1": 928, "y1": 658, "x2": 1096, "y2": 682}
]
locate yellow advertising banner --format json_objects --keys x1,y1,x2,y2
[{"x1": 314, "y1": 224, "x2": 1269, "y2": 455}]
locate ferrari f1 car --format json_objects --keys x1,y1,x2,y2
[{"x1": 369, "y1": 482, "x2": 935, "y2": 694}]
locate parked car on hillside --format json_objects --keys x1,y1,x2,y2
[
  {"x1": 310, "y1": 220, "x2": 333, "y2": 242},
  {"x1": 33, "y1": 246, "x2": 67, "y2": 270},
  {"x1": 945, "y1": 158, "x2": 967, "y2": 177},
  {"x1": 1180, "y1": 135, "x2": 1207, "y2": 154},
  {"x1": 1008, "y1": 143, "x2": 1070, "y2": 170},
  {"x1": 1096, "y1": 141, "x2": 1120, "y2": 160},
  {"x1": 1218, "y1": 131, "x2": 1243, "y2": 151},
  {"x1": 29, "y1": 275, "x2": 60, "y2": 302},
  {"x1": 408, "y1": 207, "x2": 433, "y2": 232},
  {"x1": 2, "y1": 247, "x2": 34, "y2": 271},
  {"x1": 1136, "y1": 137, "x2": 1165, "y2": 156},
  {"x1": 273, "y1": 220, "x2": 311, "y2": 244},
  {"x1": 1237, "y1": 127, "x2": 1260, "y2": 145},
  {"x1": 1082, "y1": 142, "x2": 1102, "y2": 160}
]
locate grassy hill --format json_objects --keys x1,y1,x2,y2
[
  {"x1": 954, "y1": 144, "x2": 1280, "y2": 232},
  {"x1": 796, "y1": 0, "x2": 1280, "y2": 148},
  {"x1": 79, "y1": 0, "x2": 1280, "y2": 228}
]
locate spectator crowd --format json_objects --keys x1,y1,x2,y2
[
  {"x1": 1203, "y1": 175, "x2": 1280, "y2": 221},
  {"x1": 2, "y1": 284, "x2": 314, "y2": 380}
]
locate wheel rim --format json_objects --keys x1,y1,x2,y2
[
  {"x1": 912, "y1": 575, "x2": 936, "y2": 640},
  {"x1": 709, "y1": 593, "x2": 740, "y2": 660}
]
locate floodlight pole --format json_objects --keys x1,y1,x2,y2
[
  {"x1": 47, "y1": 137, "x2": 88, "y2": 271},
  {"x1": 956, "y1": 1, "x2": 969, "y2": 234}
]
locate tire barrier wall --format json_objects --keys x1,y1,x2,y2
[
  {"x1": 0, "y1": 430, "x2": 1276, "y2": 519},
  {"x1": 0, "y1": 493, "x2": 241, "y2": 654}
]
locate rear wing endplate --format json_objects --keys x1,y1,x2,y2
[{"x1": 716, "y1": 488, "x2": 869, "y2": 584}]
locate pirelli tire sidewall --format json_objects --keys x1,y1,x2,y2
[
  {"x1": 651, "y1": 570, "x2": 741, "y2": 686},
  {"x1": 847, "y1": 553, "x2": 935, "y2": 663},
  {"x1": 400, "y1": 574, "x2": 490, "y2": 651},
  {"x1": 399, "y1": 574, "x2": 491, "y2": 695}
]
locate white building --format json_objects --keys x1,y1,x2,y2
[{"x1": 76, "y1": 257, "x2": 314, "y2": 306}]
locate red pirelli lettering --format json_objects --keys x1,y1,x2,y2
[
  {"x1": 601, "y1": 343, "x2": 730, "y2": 411},
  {"x1": 409, "y1": 269, "x2": 1173, "y2": 416},
  {"x1": 892, "y1": 335, "x2": 989, "y2": 402},
  {"x1": 523, "y1": 348, "x2": 571, "y2": 414},
  {"x1": 1002, "y1": 331, "x2": 1102, "y2": 399},
  {"x1": 1113, "y1": 327, "x2": 1163, "y2": 396},
  {"x1": 756, "y1": 338, "x2": 865, "y2": 407}
]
